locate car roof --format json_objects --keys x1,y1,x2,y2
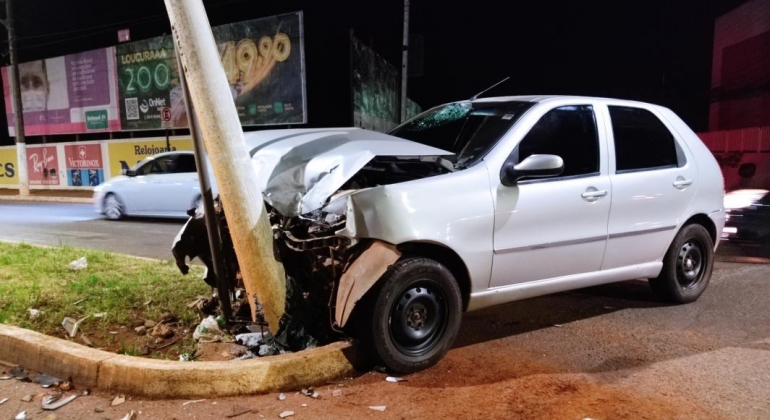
[{"x1": 471, "y1": 95, "x2": 668, "y2": 111}]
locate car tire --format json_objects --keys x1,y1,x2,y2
[
  {"x1": 103, "y1": 193, "x2": 125, "y2": 220},
  {"x1": 355, "y1": 257, "x2": 462, "y2": 373},
  {"x1": 649, "y1": 223, "x2": 714, "y2": 303}
]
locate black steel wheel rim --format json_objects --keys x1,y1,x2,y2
[
  {"x1": 676, "y1": 238, "x2": 706, "y2": 289},
  {"x1": 389, "y1": 279, "x2": 448, "y2": 356}
]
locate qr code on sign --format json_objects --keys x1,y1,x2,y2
[{"x1": 125, "y1": 98, "x2": 139, "y2": 120}]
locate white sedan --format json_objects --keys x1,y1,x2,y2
[{"x1": 93, "y1": 151, "x2": 208, "y2": 220}]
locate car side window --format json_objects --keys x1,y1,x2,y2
[
  {"x1": 135, "y1": 155, "x2": 174, "y2": 175},
  {"x1": 515, "y1": 105, "x2": 599, "y2": 179},
  {"x1": 609, "y1": 106, "x2": 678, "y2": 172},
  {"x1": 174, "y1": 154, "x2": 197, "y2": 173}
]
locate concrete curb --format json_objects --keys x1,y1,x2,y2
[
  {"x1": 0, "y1": 195, "x2": 93, "y2": 204},
  {"x1": 0, "y1": 324, "x2": 360, "y2": 398}
]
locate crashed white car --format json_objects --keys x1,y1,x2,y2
[{"x1": 173, "y1": 96, "x2": 726, "y2": 373}]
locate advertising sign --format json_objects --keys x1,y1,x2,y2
[
  {"x1": 64, "y1": 144, "x2": 104, "y2": 186},
  {"x1": 351, "y1": 37, "x2": 421, "y2": 133},
  {"x1": 2, "y1": 47, "x2": 121, "y2": 136},
  {"x1": 116, "y1": 11, "x2": 306, "y2": 130},
  {"x1": 0, "y1": 147, "x2": 18, "y2": 185},
  {"x1": 106, "y1": 138, "x2": 193, "y2": 178},
  {"x1": 26, "y1": 146, "x2": 60, "y2": 185}
]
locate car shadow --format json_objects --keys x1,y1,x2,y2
[{"x1": 453, "y1": 279, "x2": 671, "y2": 350}]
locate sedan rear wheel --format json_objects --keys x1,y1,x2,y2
[
  {"x1": 103, "y1": 194, "x2": 125, "y2": 220},
  {"x1": 649, "y1": 223, "x2": 714, "y2": 303}
]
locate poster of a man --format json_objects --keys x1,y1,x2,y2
[{"x1": 19, "y1": 60, "x2": 49, "y2": 113}]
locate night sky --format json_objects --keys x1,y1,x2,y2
[{"x1": 0, "y1": 0, "x2": 748, "y2": 145}]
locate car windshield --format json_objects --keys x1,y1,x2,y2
[{"x1": 389, "y1": 101, "x2": 533, "y2": 168}]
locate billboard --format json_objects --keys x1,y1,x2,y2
[
  {"x1": 64, "y1": 144, "x2": 104, "y2": 186},
  {"x1": 0, "y1": 147, "x2": 18, "y2": 185},
  {"x1": 352, "y1": 36, "x2": 421, "y2": 133},
  {"x1": 116, "y1": 11, "x2": 306, "y2": 131},
  {"x1": 106, "y1": 138, "x2": 193, "y2": 178},
  {"x1": 26, "y1": 145, "x2": 60, "y2": 186},
  {"x1": 2, "y1": 47, "x2": 121, "y2": 136}
]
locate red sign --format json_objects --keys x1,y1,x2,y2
[
  {"x1": 65, "y1": 144, "x2": 103, "y2": 170},
  {"x1": 27, "y1": 145, "x2": 59, "y2": 185},
  {"x1": 161, "y1": 107, "x2": 172, "y2": 122}
]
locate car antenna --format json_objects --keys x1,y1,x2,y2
[{"x1": 470, "y1": 76, "x2": 510, "y2": 100}]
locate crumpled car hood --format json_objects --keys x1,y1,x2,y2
[{"x1": 243, "y1": 128, "x2": 452, "y2": 217}]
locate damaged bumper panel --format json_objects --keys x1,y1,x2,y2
[{"x1": 172, "y1": 128, "x2": 452, "y2": 356}]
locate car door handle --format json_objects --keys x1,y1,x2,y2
[
  {"x1": 581, "y1": 190, "x2": 608, "y2": 200},
  {"x1": 673, "y1": 179, "x2": 693, "y2": 189}
]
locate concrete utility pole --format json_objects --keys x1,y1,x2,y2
[
  {"x1": 399, "y1": 0, "x2": 410, "y2": 123},
  {"x1": 164, "y1": 0, "x2": 286, "y2": 331},
  {"x1": 2, "y1": 0, "x2": 29, "y2": 195}
]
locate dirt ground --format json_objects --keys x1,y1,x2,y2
[{"x1": 2, "y1": 262, "x2": 770, "y2": 419}]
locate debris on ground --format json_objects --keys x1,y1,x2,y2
[
  {"x1": 300, "y1": 388, "x2": 319, "y2": 399},
  {"x1": 14, "y1": 411, "x2": 26, "y2": 420},
  {"x1": 134, "y1": 326, "x2": 147, "y2": 335},
  {"x1": 332, "y1": 389, "x2": 342, "y2": 397},
  {"x1": 225, "y1": 406, "x2": 252, "y2": 418},
  {"x1": 554, "y1": 324, "x2": 563, "y2": 328},
  {"x1": 0, "y1": 375, "x2": 12, "y2": 380},
  {"x1": 42, "y1": 394, "x2": 78, "y2": 410},
  {"x1": 21, "y1": 394, "x2": 32, "y2": 402},
  {"x1": 193, "y1": 316, "x2": 223, "y2": 342},
  {"x1": 93, "y1": 312, "x2": 106, "y2": 318},
  {"x1": 278, "y1": 411, "x2": 294, "y2": 418},
  {"x1": 385, "y1": 376, "x2": 405, "y2": 383},
  {"x1": 95, "y1": 407, "x2": 104, "y2": 413},
  {"x1": 369, "y1": 406, "x2": 387, "y2": 412},
  {"x1": 60, "y1": 381, "x2": 73, "y2": 392},
  {"x1": 10, "y1": 366, "x2": 29, "y2": 380},
  {"x1": 235, "y1": 332, "x2": 263, "y2": 347},
  {"x1": 27, "y1": 308, "x2": 42, "y2": 320},
  {"x1": 151, "y1": 323, "x2": 174, "y2": 339},
  {"x1": 144, "y1": 320, "x2": 157, "y2": 328},
  {"x1": 0, "y1": 397, "x2": 9, "y2": 404},
  {"x1": 119, "y1": 410, "x2": 137, "y2": 420},
  {"x1": 32, "y1": 374, "x2": 61, "y2": 388},
  {"x1": 159, "y1": 312, "x2": 179, "y2": 324},
  {"x1": 80, "y1": 334, "x2": 94, "y2": 347},
  {"x1": 68, "y1": 256, "x2": 88, "y2": 270},
  {"x1": 111, "y1": 395, "x2": 126, "y2": 406},
  {"x1": 61, "y1": 316, "x2": 90, "y2": 338},
  {"x1": 41, "y1": 414, "x2": 57, "y2": 420},
  {"x1": 182, "y1": 399, "x2": 205, "y2": 406},
  {"x1": 278, "y1": 393, "x2": 286, "y2": 401}
]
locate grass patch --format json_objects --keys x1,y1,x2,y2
[{"x1": 0, "y1": 243, "x2": 209, "y2": 356}]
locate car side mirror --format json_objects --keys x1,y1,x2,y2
[
  {"x1": 501, "y1": 154, "x2": 564, "y2": 186},
  {"x1": 125, "y1": 169, "x2": 137, "y2": 177}
]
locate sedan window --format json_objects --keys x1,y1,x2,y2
[
  {"x1": 515, "y1": 105, "x2": 600, "y2": 178},
  {"x1": 609, "y1": 106, "x2": 678, "y2": 172}
]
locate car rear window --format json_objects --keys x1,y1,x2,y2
[{"x1": 609, "y1": 106, "x2": 678, "y2": 172}]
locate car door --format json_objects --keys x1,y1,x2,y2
[
  {"x1": 489, "y1": 104, "x2": 612, "y2": 288},
  {"x1": 148, "y1": 153, "x2": 200, "y2": 215},
  {"x1": 600, "y1": 104, "x2": 698, "y2": 270}
]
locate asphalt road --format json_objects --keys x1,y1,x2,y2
[
  {"x1": 1, "y1": 201, "x2": 769, "y2": 418},
  {"x1": 0, "y1": 201, "x2": 186, "y2": 260}
]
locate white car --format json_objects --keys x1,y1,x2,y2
[
  {"x1": 173, "y1": 96, "x2": 726, "y2": 373},
  {"x1": 93, "y1": 151, "x2": 210, "y2": 219}
]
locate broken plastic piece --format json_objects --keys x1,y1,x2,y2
[
  {"x1": 0, "y1": 397, "x2": 8, "y2": 405},
  {"x1": 332, "y1": 389, "x2": 342, "y2": 397},
  {"x1": 33, "y1": 374, "x2": 61, "y2": 388},
  {"x1": 42, "y1": 394, "x2": 78, "y2": 410},
  {"x1": 278, "y1": 411, "x2": 294, "y2": 418},
  {"x1": 10, "y1": 366, "x2": 29, "y2": 380},
  {"x1": 385, "y1": 376, "x2": 405, "y2": 383},
  {"x1": 68, "y1": 256, "x2": 88, "y2": 270},
  {"x1": 14, "y1": 411, "x2": 26, "y2": 420},
  {"x1": 111, "y1": 395, "x2": 126, "y2": 406},
  {"x1": 119, "y1": 411, "x2": 137, "y2": 420},
  {"x1": 93, "y1": 312, "x2": 106, "y2": 318},
  {"x1": 27, "y1": 309, "x2": 41, "y2": 320},
  {"x1": 278, "y1": 393, "x2": 286, "y2": 401},
  {"x1": 61, "y1": 316, "x2": 90, "y2": 338},
  {"x1": 369, "y1": 406, "x2": 387, "y2": 412},
  {"x1": 182, "y1": 399, "x2": 205, "y2": 406}
]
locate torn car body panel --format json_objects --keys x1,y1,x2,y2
[{"x1": 335, "y1": 241, "x2": 401, "y2": 328}]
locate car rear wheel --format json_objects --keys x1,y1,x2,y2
[
  {"x1": 356, "y1": 257, "x2": 462, "y2": 373},
  {"x1": 649, "y1": 223, "x2": 714, "y2": 303},
  {"x1": 103, "y1": 193, "x2": 125, "y2": 220}
]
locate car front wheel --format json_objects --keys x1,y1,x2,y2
[
  {"x1": 649, "y1": 223, "x2": 714, "y2": 303},
  {"x1": 103, "y1": 193, "x2": 125, "y2": 220},
  {"x1": 356, "y1": 257, "x2": 462, "y2": 373}
]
